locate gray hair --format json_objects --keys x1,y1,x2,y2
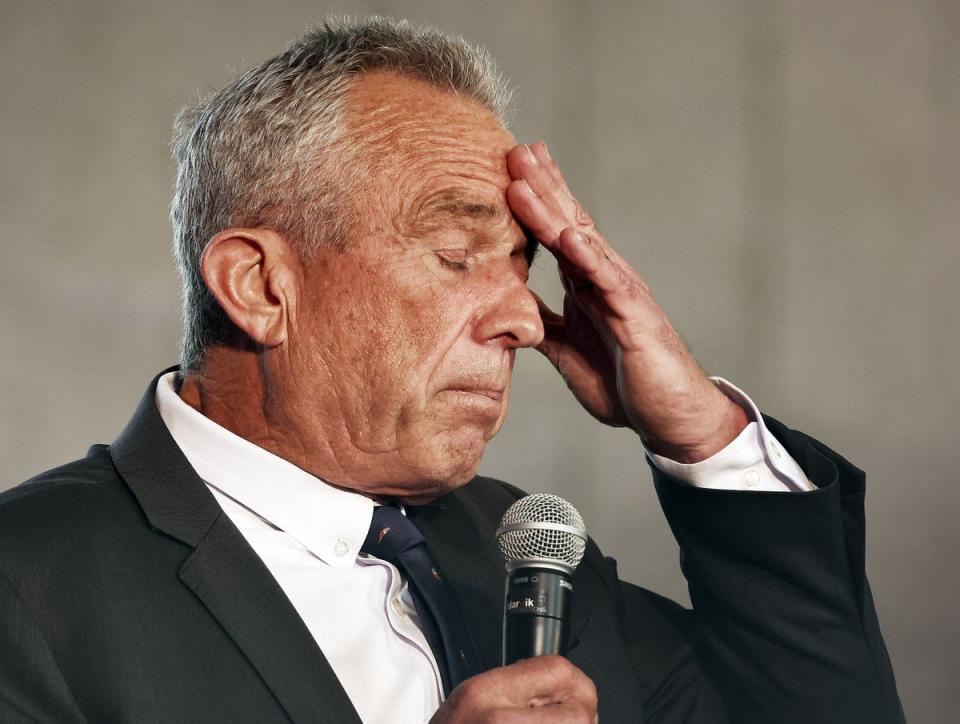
[{"x1": 170, "y1": 16, "x2": 512, "y2": 374}]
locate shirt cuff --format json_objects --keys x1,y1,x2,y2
[{"x1": 644, "y1": 377, "x2": 815, "y2": 492}]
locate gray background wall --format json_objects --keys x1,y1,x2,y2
[{"x1": 1, "y1": 0, "x2": 956, "y2": 720}]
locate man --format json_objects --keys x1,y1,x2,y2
[{"x1": 0, "y1": 17, "x2": 902, "y2": 724}]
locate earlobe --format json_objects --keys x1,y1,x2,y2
[{"x1": 200, "y1": 228, "x2": 296, "y2": 349}]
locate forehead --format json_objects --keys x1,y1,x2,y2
[{"x1": 344, "y1": 72, "x2": 517, "y2": 211}]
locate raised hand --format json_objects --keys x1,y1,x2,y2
[{"x1": 505, "y1": 142, "x2": 747, "y2": 463}]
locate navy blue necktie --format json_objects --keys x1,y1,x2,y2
[{"x1": 361, "y1": 505, "x2": 481, "y2": 695}]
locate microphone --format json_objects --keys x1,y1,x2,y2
[{"x1": 495, "y1": 494, "x2": 587, "y2": 665}]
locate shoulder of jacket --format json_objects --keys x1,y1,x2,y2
[
  {"x1": 3, "y1": 444, "x2": 116, "y2": 498},
  {"x1": 0, "y1": 445, "x2": 133, "y2": 545}
]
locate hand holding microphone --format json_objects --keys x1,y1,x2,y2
[
  {"x1": 429, "y1": 655, "x2": 596, "y2": 723},
  {"x1": 430, "y1": 494, "x2": 596, "y2": 723}
]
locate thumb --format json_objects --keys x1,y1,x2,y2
[{"x1": 530, "y1": 291, "x2": 565, "y2": 369}]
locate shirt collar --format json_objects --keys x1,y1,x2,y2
[{"x1": 154, "y1": 371, "x2": 373, "y2": 567}]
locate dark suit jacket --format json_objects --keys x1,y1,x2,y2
[{"x1": 0, "y1": 373, "x2": 903, "y2": 723}]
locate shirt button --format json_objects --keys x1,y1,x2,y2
[
  {"x1": 333, "y1": 539, "x2": 349, "y2": 557},
  {"x1": 742, "y1": 470, "x2": 760, "y2": 489}
]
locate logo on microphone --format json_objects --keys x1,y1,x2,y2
[{"x1": 506, "y1": 596, "x2": 547, "y2": 614}]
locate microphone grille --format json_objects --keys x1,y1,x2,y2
[{"x1": 496, "y1": 493, "x2": 587, "y2": 570}]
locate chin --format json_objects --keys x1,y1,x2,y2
[
  {"x1": 393, "y1": 472, "x2": 474, "y2": 505},
  {"x1": 393, "y1": 436, "x2": 486, "y2": 504}
]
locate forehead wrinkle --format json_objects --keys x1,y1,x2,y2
[
  {"x1": 415, "y1": 190, "x2": 501, "y2": 225},
  {"x1": 393, "y1": 146, "x2": 511, "y2": 233},
  {"x1": 348, "y1": 124, "x2": 511, "y2": 238},
  {"x1": 345, "y1": 86, "x2": 512, "y2": 185},
  {"x1": 345, "y1": 89, "x2": 503, "y2": 170},
  {"x1": 341, "y1": 73, "x2": 519, "y2": 245},
  {"x1": 407, "y1": 188, "x2": 530, "y2": 255}
]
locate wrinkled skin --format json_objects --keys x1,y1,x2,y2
[
  {"x1": 429, "y1": 656, "x2": 597, "y2": 723},
  {"x1": 180, "y1": 70, "x2": 749, "y2": 719},
  {"x1": 183, "y1": 72, "x2": 542, "y2": 502},
  {"x1": 280, "y1": 72, "x2": 544, "y2": 500},
  {"x1": 182, "y1": 70, "x2": 745, "y2": 504}
]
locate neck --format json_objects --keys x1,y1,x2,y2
[
  {"x1": 179, "y1": 346, "x2": 463, "y2": 505},
  {"x1": 178, "y1": 347, "x2": 361, "y2": 496}
]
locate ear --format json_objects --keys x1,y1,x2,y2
[{"x1": 200, "y1": 228, "x2": 299, "y2": 348}]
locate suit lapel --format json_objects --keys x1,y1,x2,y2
[
  {"x1": 180, "y1": 515, "x2": 361, "y2": 724},
  {"x1": 110, "y1": 371, "x2": 360, "y2": 724},
  {"x1": 110, "y1": 372, "x2": 603, "y2": 717}
]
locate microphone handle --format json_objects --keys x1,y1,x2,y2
[{"x1": 502, "y1": 566, "x2": 573, "y2": 666}]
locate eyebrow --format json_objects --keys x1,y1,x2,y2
[
  {"x1": 414, "y1": 190, "x2": 540, "y2": 264},
  {"x1": 416, "y1": 192, "x2": 501, "y2": 222}
]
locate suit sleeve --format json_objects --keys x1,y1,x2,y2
[
  {"x1": 621, "y1": 417, "x2": 904, "y2": 724},
  {"x1": 0, "y1": 568, "x2": 86, "y2": 724}
]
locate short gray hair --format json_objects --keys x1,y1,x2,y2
[{"x1": 170, "y1": 16, "x2": 512, "y2": 374}]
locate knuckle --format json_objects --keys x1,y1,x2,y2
[
  {"x1": 573, "y1": 199, "x2": 594, "y2": 227},
  {"x1": 624, "y1": 278, "x2": 643, "y2": 302},
  {"x1": 548, "y1": 224, "x2": 567, "y2": 245},
  {"x1": 448, "y1": 677, "x2": 480, "y2": 707},
  {"x1": 541, "y1": 653, "x2": 576, "y2": 679},
  {"x1": 467, "y1": 674, "x2": 493, "y2": 697}
]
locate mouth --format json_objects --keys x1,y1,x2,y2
[
  {"x1": 435, "y1": 385, "x2": 509, "y2": 428},
  {"x1": 446, "y1": 387, "x2": 504, "y2": 402},
  {"x1": 444, "y1": 387, "x2": 504, "y2": 403}
]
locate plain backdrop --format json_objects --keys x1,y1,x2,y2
[{"x1": 1, "y1": 1, "x2": 957, "y2": 721}]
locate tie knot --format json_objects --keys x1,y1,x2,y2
[{"x1": 361, "y1": 505, "x2": 426, "y2": 563}]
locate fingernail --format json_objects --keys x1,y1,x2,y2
[
  {"x1": 525, "y1": 144, "x2": 539, "y2": 165},
  {"x1": 521, "y1": 179, "x2": 539, "y2": 198},
  {"x1": 541, "y1": 142, "x2": 552, "y2": 160}
]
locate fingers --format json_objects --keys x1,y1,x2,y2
[
  {"x1": 432, "y1": 656, "x2": 597, "y2": 723},
  {"x1": 506, "y1": 143, "x2": 594, "y2": 235},
  {"x1": 506, "y1": 142, "x2": 641, "y2": 304},
  {"x1": 505, "y1": 177, "x2": 618, "y2": 289},
  {"x1": 556, "y1": 227, "x2": 623, "y2": 294},
  {"x1": 556, "y1": 226, "x2": 653, "y2": 336},
  {"x1": 505, "y1": 175, "x2": 563, "y2": 247},
  {"x1": 473, "y1": 655, "x2": 595, "y2": 709},
  {"x1": 509, "y1": 655, "x2": 596, "y2": 709},
  {"x1": 505, "y1": 151, "x2": 575, "y2": 246}
]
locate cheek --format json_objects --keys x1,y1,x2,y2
[
  {"x1": 297, "y1": 249, "x2": 489, "y2": 459},
  {"x1": 321, "y1": 267, "x2": 465, "y2": 415}
]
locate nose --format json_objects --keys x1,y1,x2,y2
[{"x1": 473, "y1": 268, "x2": 545, "y2": 350}]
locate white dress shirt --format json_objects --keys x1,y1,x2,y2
[
  {"x1": 155, "y1": 372, "x2": 443, "y2": 724},
  {"x1": 155, "y1": 371, "x2": 811, "y2": 722},
  {"x1": 645, "y1": 377, "x2": 814, "y2": 492}
]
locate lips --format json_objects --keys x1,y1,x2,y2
[
  {"x1": 437, "y1": 386, "x2": 507, "y2": 421},
  {"x1": 451, "y1": 387, "x2": 504, "y2": 402},
  {"x1": 441, "y1": 382, "x2": 506, "y2": 402}
]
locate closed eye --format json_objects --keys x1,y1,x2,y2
[{"x1": 437, "y1": 249, "x2": 470, "y2": 271}]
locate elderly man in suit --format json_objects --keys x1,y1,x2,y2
[{"x1": 0, "y1": 17, "x2": 902, "y2": 724}]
